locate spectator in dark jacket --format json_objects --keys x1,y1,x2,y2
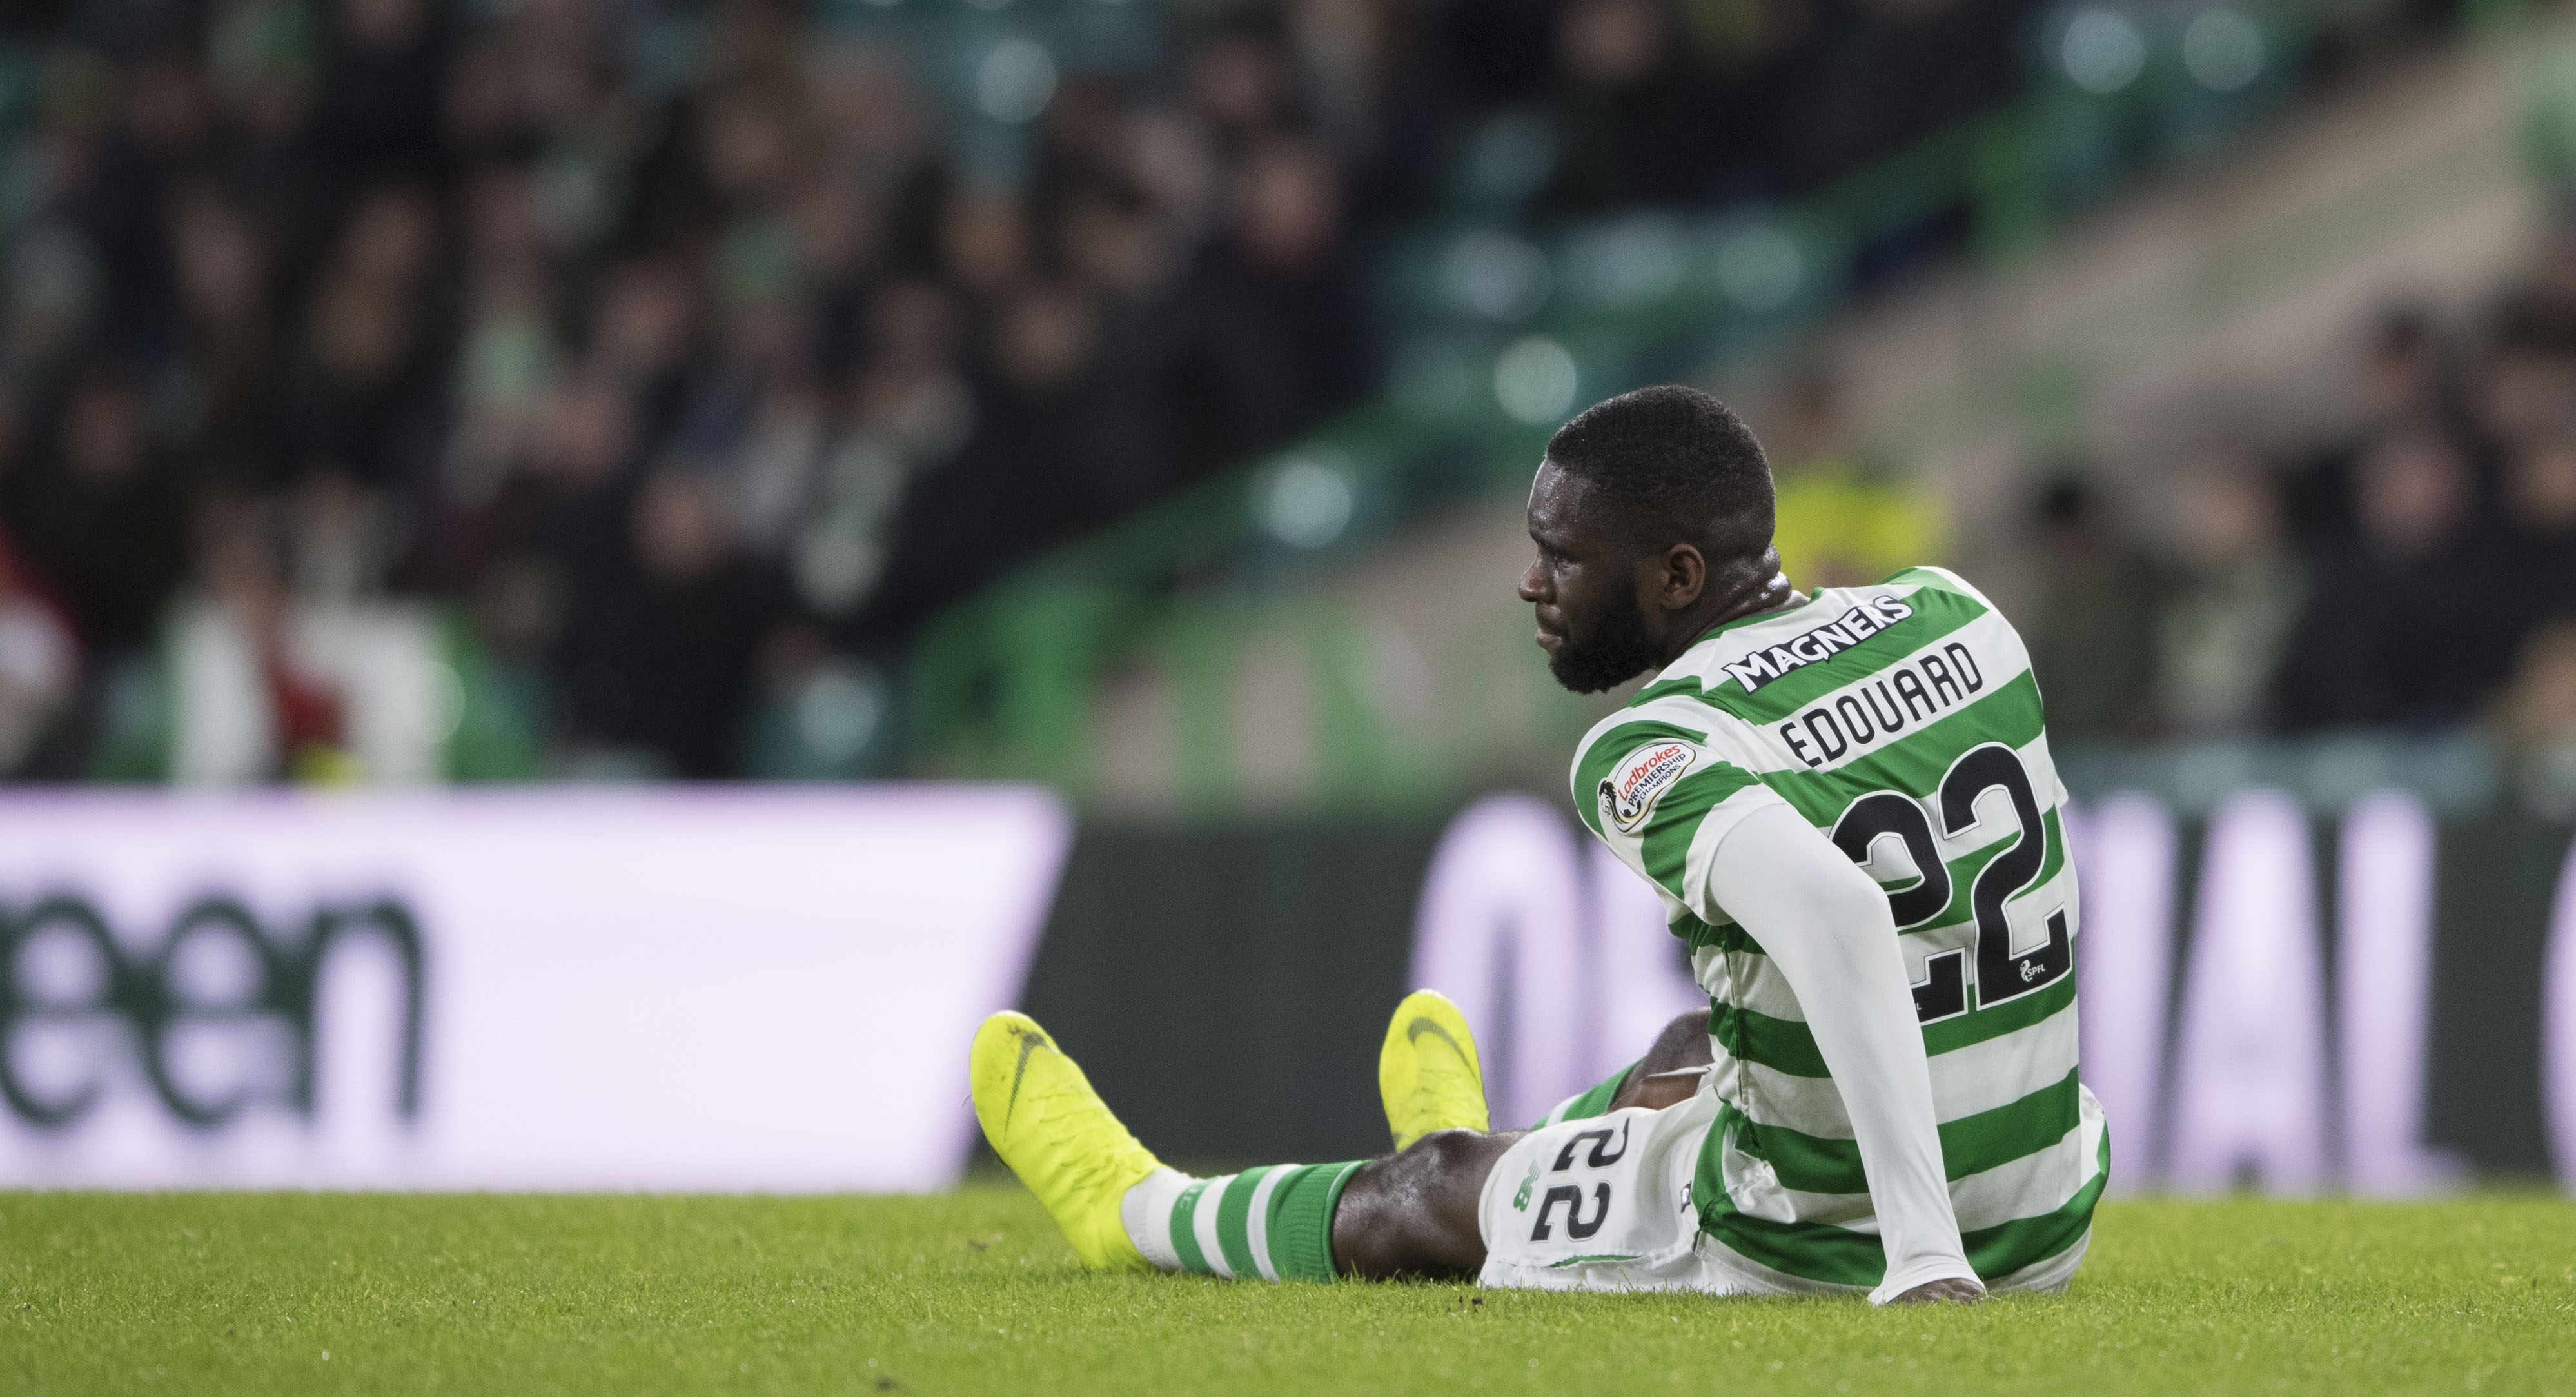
[
  {"x1": 2270, "y1": 427, "x2": 2512, "y2": 731},
  {"x1": 6, "y1": 364, "x2": 192, "y2": 657}
]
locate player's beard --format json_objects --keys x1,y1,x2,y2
[{"x1": 1546, "y1": 597, "x2": 1664, "y2": 694}]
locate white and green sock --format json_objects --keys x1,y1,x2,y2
[{"x1": 1119, "y1": 1162, "x2": 1364, "y2": 1282}]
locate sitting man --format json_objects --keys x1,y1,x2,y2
[{"x1": 969, "y1": 385, "x2": 2106, "y2": 1304}]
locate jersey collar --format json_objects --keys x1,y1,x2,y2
[{"x1": 1691, "y1": 589, "x2": 1822, "y2": 648}]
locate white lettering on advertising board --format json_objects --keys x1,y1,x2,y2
[{"x1": 0, "y1": 789, "x2": 1071, "y2": 1191}]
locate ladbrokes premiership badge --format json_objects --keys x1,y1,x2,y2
[{"x1": 1599, "y1": 740, "x2": 1696, "y2": 833}]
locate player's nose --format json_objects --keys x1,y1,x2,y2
[{"x1": 1517, "y1": 560, "x2": 1548, "y2": 604}]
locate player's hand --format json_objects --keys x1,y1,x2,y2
[{"x1": 1887, "y1": 1276, "x2": 1987, "y2": 1305}]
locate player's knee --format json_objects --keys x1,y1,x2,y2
[
  {"x1": 1366, "y1": 1129, "x2": 1490, "y2": 1209},
  {"x1": 1404, "y1": 1128, "x2": 1490, "y2": 1179},
  {"x1": 1335, "y1": 1148, "x2": 1480, "y2": 1279},
  {"x1": 1330, "y1": 1130, "x2": 1506, "y2": 1280}
]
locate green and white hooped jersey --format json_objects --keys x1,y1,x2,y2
[{"x1": 1571, "y1": 565, "x2": 2107, "y2": 1292}]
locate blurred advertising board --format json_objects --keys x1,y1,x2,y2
[
  {"x1": 0, "y1": 789, "x2": 1070, "y2": 1191},
  {"x1": 5, "y1": 786, "x2": 2570, "y2": 1194},
  {"x1": 1027, "y1": 792, "x2": 2576, "y2": 1193}
]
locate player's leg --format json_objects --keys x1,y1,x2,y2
[
  {"x1": 1358, "y1": 998, "x2": 1738, "y2": 1293},
  {"x1": 970, "y1": 1010, "x2": 1512, "y2": 1283},
  {"x1": 1122, "y1": 1126, "x2": 1518, "y2": 1282},
  {"x1": 1370, "y1": 995, "x2": 1732, "y2": 1294},
  {"x1": 1352, "y1": 998, "x2": 1715, "y2": 1278},
  {"x1": 1329, "y1": 1127, "x2": 1518, "y2": 1279},
  {"x1": 1342, "y1": 1000, "x2": 1724, "y2": 1278}
]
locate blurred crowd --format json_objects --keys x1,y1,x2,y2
[
  {"x1": 0, "y1": 0, "x2": 2096, "y2": 782},
  {"x1": 2025, "y1": 228, "x2": 2576, "y2": 807},
  {"x1": 0, "y1": 0, "x2": 2491, "y2": 785},
  {"x1": 0, "y1": 0, "x2": 1407, "y2": 780}
]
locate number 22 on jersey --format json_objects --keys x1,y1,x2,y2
[{"x1": 1827, "y1": 742, "x2": 2072, "y2": 1025}]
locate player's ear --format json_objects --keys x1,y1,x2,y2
[{"x1": 1658, "y1": 543, "x2": 1706, "y2": 612}]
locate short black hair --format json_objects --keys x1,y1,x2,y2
[{"x1": 1543, "y1": 384, "x2": 1773, "y2": 559}]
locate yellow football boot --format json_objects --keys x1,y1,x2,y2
[
  {"x1": 1378, "y1": 989, "x2": 1491, "y2": 1151},
  {"x1": 968, "y1": 1011, "x2": 1161, "y2": 1272}
]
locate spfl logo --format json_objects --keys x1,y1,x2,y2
[
  {"x1": 1599, "y1": 741, "x2": 1696, "y2": 833},
  {"x1": 0, "y1": 894, "x2": 426, "y2": 1129}
]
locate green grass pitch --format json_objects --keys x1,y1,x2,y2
[{"x1": 6, "y1": 1187, "x2": 2574, "y2": 1395}]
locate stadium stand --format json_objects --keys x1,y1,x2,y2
[{"x1": 0, "y1": 0, "x2": 2559, "y2": 802}]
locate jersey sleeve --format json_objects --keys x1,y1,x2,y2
[
  {"x1": 1573, "y1": 717, "x2": 1790, "y2": 906},
  {"x1": 1702, "y1": 802, "x2": 1978, "y2": 1302}
]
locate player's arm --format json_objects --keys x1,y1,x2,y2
[{"x1": 1695, "y1": 801, "x2": 1983, "y2": 1305}]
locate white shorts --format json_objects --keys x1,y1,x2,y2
[
  {"x1": 1477, "y1": 1087, "x2": 1761, "y2": 1294},
  {"x1": 1475, "y1": 1087, "x2": 2087, "y2": 1297}
]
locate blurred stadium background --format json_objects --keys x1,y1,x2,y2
[{"x1": 2, "y1": 0, "x2": 2576, "y2": 1202}]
